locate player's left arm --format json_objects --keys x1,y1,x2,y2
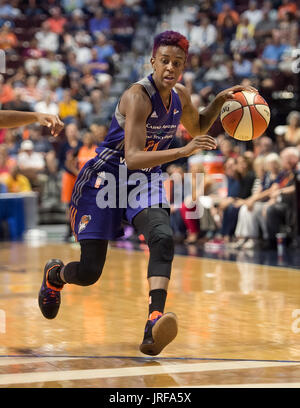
[{"x1": 175, "y1": 83, "x2": 258, "y2": 137}]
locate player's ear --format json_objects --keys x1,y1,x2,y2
[{"x1": 150, "y1": 57, "x2": 155, "y2": 70}]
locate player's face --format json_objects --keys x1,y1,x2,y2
[{"x1": 151, "y1": 46, "x2": 186, "y2": 89}]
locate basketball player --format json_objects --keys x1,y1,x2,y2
[
  {"x1": 39, "y1": 31, "x2": 256, "y2": 355},
  {"x1": 0, "y1": 110, "x2": 64, "y2": 136}
]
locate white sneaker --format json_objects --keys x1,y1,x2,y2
[
  {"x1": 229, "y1": 238, "x2": 246, "y2": 249},
  {"x1": 242, "y1": 239, "x2": 256, "y2": 249}
]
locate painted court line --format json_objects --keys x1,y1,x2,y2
[
  {"x1": 0, "y1": 360, "x2": 299, "y2": 386},
  {"x1": 0, "y1": 357, "x2": 79, "y2": 366}
]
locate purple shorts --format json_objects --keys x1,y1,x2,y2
[{"x1": 70, "y1": 155, "x2": 169, "y2": 241}]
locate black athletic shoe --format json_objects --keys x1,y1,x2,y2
[
  {"x1": 38, "y1": 259, "x2": 64, "y2": 319},
  {"x1": 139, "y1": 311, "x2": 178, "y2": 356}
]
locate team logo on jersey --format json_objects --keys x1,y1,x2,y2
[
  {"x1": 78, "y1": 215, "x2": 91, "y2": 234},
  {"x1": 173, "y1": 108, "x2": 179, "y2": 115},
  {"x1": 150, "y1": 111, "x2": 158, "y2": 118},
  {"x1": 94, "y1": 171, "x2": 106, "y2": 188}
]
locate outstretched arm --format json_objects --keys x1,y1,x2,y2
[
  {"x1": 176, "y1": 83, "x2": 258, "y2": 137},
  {"x1": 0, "y1": 111, "x2": 64, "y2": 137},
  {"x1": 123, "y1": 87, "x2": 217, "y2": 170}
]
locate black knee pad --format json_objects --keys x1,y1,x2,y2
[
  {"x1": 146, "y1": 209, "x2": 174, "y2": 279},
  {"x1": 148, "y1": 224, "x2": 174, "y2": 263}
]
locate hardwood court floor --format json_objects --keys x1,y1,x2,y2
[{"x1": 0, "y1": 241, "x2": 300, "y2": 388}]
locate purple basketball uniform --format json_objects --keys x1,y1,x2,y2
[{"x1": 70, "y1": 74, "x2": 182, "y2": 240}]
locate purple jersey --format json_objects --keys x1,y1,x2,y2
[{"x1": 96, "y1": 74, "x2": 182, "y2": 173}]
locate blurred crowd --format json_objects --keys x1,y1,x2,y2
[{"x1": 0, "y1": 0, "x2": 299, "y2": 249}]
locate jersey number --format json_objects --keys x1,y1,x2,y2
[{"x1": 144, "y1": 140, "x2": 159, "y2": 151}]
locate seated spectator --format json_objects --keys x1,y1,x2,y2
[
  {"x1": 0, "y1": 20, "x2": 18, "y2": 54},
  {"x1": 265, "y1": 147, "x2": 299, "y2": 248},
  {"x1": 110, "y1": 7, "x2": 135, "y2": 51},
  {"x1": 23, "y1": 38, "x2": 47, "y2": 75},
  {"x1": 77, "y1": 131, "x2": 97, "y2": 170},
  {"x1": 66, "y1": 8, "x2": 86, "y2": 33},
  {"x1": 235, "y1": 15, "x2": 255, "y2": 40},
  {"x1": 61, "y1": 0, "x2": 85, "y2": 15},
  {"x1": 219, "y1": 137, "x2": 238, "y2": 160},
  {"x1": 34, "y1": 91, "x2": 59, "y2": 116},
  {"x1": 0, "y1": 76, "x2": 15, "y2": 106},
  {"x1": 46, "y1": 6, "x2": 67, "y2": 35},
  {"x1": 261, "y1": 29, "x2": 289, "y2": 71},
  {"x1": 87, "y1": 48, "x2": 112, "y2": 95},
  {"x1": 278, "y1": 11, "x2": 299, "y2": 44},
  {"x1": 278, "y1": 0, "x2": 298, "y2": 20},
  {"x1": 35, "y1": 21, "x2": 59, "y2": 53},
  {"x1": 3, "y1": 128, "x2": 20, "y2": 157},
  {"x1": 17, "y1": 139, "x2": 46, "y2": 191},
  {"x1": 253, "y1": 135, "x2": 274, "y2": 157},
  {"x1": 230, "y1": 28, "x2": 256, "y2": 58},
  {"x1": 0, "y1": 143, "x2": 16, "y2": 174},
  {"x1": 90, "y1": 122, "x2": 108, "y2": 144},
  {"x1": 220, "y1": 154, "x2": 255, "y2": 240},
  {"x1": 233, "y1": 52, "x2": 252, "y2": 79},
  {"x1": 4, "y1": 165, "x2": 32, "y2": 193},
  {"x1": 38, "y1": 51, "x2": 66, "y2": 79},
  {"x1": 242, "y1": 0, "x2": 263, "y2": 27},
  {"x1": 219, "y1": 14, "x2": 237, "y2": 55},
  {"x1": 94, "y1": 32, "x2": 115, "y2": 61},
  {"x1": 73, "y1": 30, "x2": 93, "y2": 66},
  {"x1": 254, "y1": 6, "x2": 278, "y2": 41},
  {"x1": 233, "y1": 153, "x2": 283, "y2": 248},
  {"x1": 283, "y1": 111, "x2": 300, "y2": 146},
  {"x1": 59, "y1": 89, "x2": 79, "y2": 124},
  {"x1": 102, "y1": 0, "x2": 125, "y2": 12},
  {"x1": 0, "y1": 0, "x2": 21, "y2": 18},
  {"x1": 16, "y1": 75, "x2": 43, "y2": 110},
  {"x1": 189, "y1": 16, "x2": 217, "y2": 54},
  {"x1": 89, "y1": 7, "x2": 111, "y2": 38},
  {"x1": 27, "y1": 124, "x2": 57, "y2": 175},
  {"x1": 216, "y1": 2, "x2": 239, "y2": 28}
]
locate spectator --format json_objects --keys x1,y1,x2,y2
[
  {"x1": 62, "y1": 0, "x2": 85, "y2": 15},
  {"x1": 67, "y1": 8, "x2": 86, "y2": 33},
  {"x1": 219, "y1": 14, "x2": 237, "y2": 55},
  {"x1": 110, "y1": 7, "x2": 135, "y2": 51},
  {"x1": 235, "y1": 15, "x2": 255, "y2": 40},
  {"x1": 35, "y1": 21, "x2": 59, "y2": 53},
  {"x1": 46, "y1": 6, "x2": 67, "y2": 35},
  {"x1": 253, "y1": 136, "x2": 274, "y2": 157},
  {"x1": 4, "y1": 165, "x2": 32, "y2": 193},
  {"x1": 0, "y1": 74, "x2": 14, "y2": 106},
  {"x1": 0, "y1": 20, "x2": 18, "y2": 53},
  {"x1": 3, "y1": 88, "x2": 31, "y2": 112},
  {"x1": 77, "y1": 131, "x2": 97, "y2": 170},
  {"x1": 0, "y1": 0, "x2": 20, "y2": 18},
  {"x1": 34, "y1": 91, "x2": 59, "y2": 116},
  {"x1": 261, "y1": 29, "x2": 289, "y2": 71},
  {"x1": 59, "y1": 89, "x2": 79, "y2": 124},
  {"x1": 23, "y1": 38, "x2": 47, "y2": 75},
  {"x1": 233, "y1": 52, "x2": 252, "y2": 79},
  {"x1": 0, "y1": 143, "x2": 16, "y2": 174},
  {"x1": 265, "y1": 147, "x2": 299, "y2": 248},
  {"x1": 38, "y1": 51, "x2": 66, "y2": 79},
  {"x1": 102, "y1": 0, "x2": 125, "y2": 11},
  {"x1": 254, "y1": 5, "x2": 278, "y2": 41},
  {"x1": 189, "y1": 16, "x2": 217, "y2": 54},
  {"x1": 89, "y1": 7, "x2": 111, "y2": 38},
  {"x1": 73, "y1": 31, "x2": 93, "y2": 66},
  {"x1": 94, "y1": 32, "x2": 115, "y2": 61},
  {"x1": 242, "y1": 0, "x2": 263, "y2": 27},
  {"x1": 216, "y1": 2, "x2": 239, "y2": 28},
  {"x1": 283, "y1": 111, "x2": 300, "y2": 146},
  {"x1": 17, "y1": 75, "x2": 43, "y2": 109},
  {"x1": 278, "y1": 0, "x2": 298, "y2": 20},
  {"x1": 17, "y1": 139, "x2": 46, "y2": 191},
  {"x1": 89, "y1": 123, "x2": 108, "y2": 145}
]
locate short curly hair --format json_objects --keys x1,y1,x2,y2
[{"x1": 152, "y1": 31, "x2": 189, "y2": 58}]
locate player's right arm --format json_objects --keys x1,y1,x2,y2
[
  {"x1": 0, "y1": 111, "x2": 64, "y2": 137},
  {"x1": 122, "y1": 86, "x2": 217, "y2": 170}
]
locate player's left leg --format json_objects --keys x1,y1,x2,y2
[{"x1": 133, "y1": 207, "x2": 178, "y2": 356}]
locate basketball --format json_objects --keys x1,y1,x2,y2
[{"x1": 220, "y1": 91, "x2": 271, "y2": 141}]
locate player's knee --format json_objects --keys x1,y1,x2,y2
[
  {"x1": 148, "y1": 225, "x2": 174, "y2": 263},
  {"x1": 78, "y1": 264, "x2": 103, "y2": 286}
]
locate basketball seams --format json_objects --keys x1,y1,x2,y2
[
  {"x1": 253, "y1": 104, "x2": 268, "y2": 127},
  {"x1": 232, "y1": 107, "x2": 246, "y2": 140},
  {"x1": 220, "y1": 100, "x2": 243, "y2": 120}
]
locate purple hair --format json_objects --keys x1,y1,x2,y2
[{"x1": 152, "y1": 31, "x2": 189, "y2": 58}]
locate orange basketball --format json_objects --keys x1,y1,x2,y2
[{"x1": 220, "y1": 91, "x2": 271, "y2": 141}]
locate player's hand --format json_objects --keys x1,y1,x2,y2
[
  {"x1": 36, "y1": 113, "x2": 64, "y2": 137},
  {"x1": 215, "y1": 84, "x2": 259, "y2": 105},
  {"x1": 179, "y1": 135, "x2": 217, "y2": 157}
]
